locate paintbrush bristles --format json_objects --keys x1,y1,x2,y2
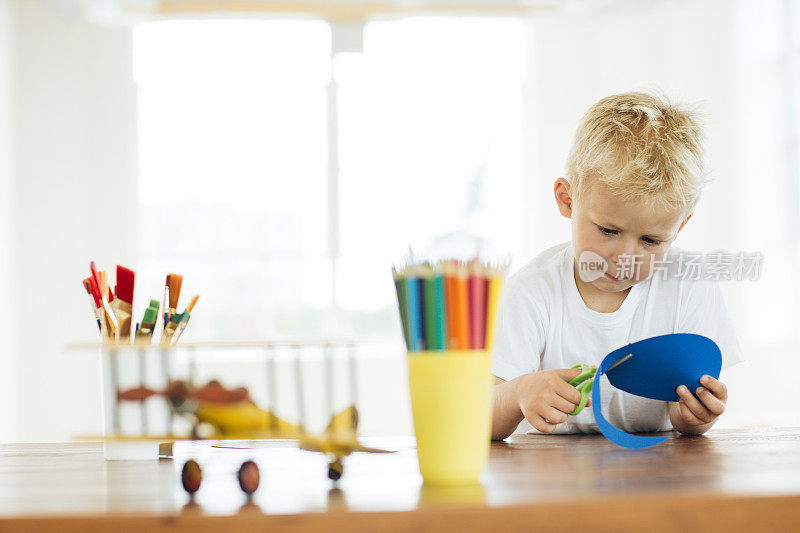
[
  {"x1": 115, "y1": 266, "x2": 135, "y2": 305},
  {"x1": 186, "y1": 295, "x2": 199, "y2": 313},
  {"x1": 113, "y1": 265, "x2": 135, "y2": 340},
  {"x1": 168, "y1": 274, "x2": 183, "y2": 310}
]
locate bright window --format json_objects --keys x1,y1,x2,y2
[{"x1": 134, "y1": 17, "x2": 526, "y2": 343}]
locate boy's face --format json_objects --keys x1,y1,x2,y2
[{"x1": 554, "y1": 176, "x2": 691, "y2": 293}]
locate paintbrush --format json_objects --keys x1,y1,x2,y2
[
  {"x1": 90, "y1": 262, "x2": 118, "y2": 341},
  {"x1": 135, "y1": 300, "x2": 160, "y2": 345},
  {"x1": 162, "y1": 293, "x2": 195, "y2": 344},
  {"x1": 83, "y1": 277, "x2": 105, "y2": 337},
  {"x1": 170, "y1": 295, "x2": 199, "y2": 344},
  {"x1": 100, "y1": 270, "x2": 114, "y2": 303},
  {"x1": 113, "y1": 266, "x2": 135, "y2": 343},
  {"x1": 162, "y1": 311, "x2": 183, "y2": 344},
  {"x1": 162, "y1": 274, "x2": 170, "y2": 334},
  {"x1": 167, "y1": 273, "x2": 183, "y2": 321},
  {"x1": 160, "y1": 274, "x2": 183, "y2": 344},
  {"x1": 162, "y1": 274, "x2": 183, "y2": 331}
]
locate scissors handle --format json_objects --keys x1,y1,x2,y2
[
  {"x1": 568, "y1": 364, "x2": 596, "y2": 416},
  {"x1": 569, "y1": 364, "x2": 596, "y2": 386}
]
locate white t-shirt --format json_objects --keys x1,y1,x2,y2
[{"x1": 492, "y1": 241, "x2": 745, "y2": 435}]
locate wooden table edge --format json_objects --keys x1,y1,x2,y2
[{"x1": 2, "y1": 491, "x2": 798, "y2": 532}]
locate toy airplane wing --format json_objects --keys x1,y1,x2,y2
[
  {"x1": 350, "y1": 444, "x2": 394, "y2": 453},
  {"x1": 298, "y1": 430, "x2": 393, "y2": 456},
  {"x1": 296, "y1": 406, "x2": 393, "y2": 455}
]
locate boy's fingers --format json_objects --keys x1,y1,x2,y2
[
  {"x1": 555, "y1": 381, "x2": 582, "y2": 405},
  {"x1": 677, "y1": 386, "x2": 714, "y2": 423},
  {"x1": 542, "y1": 405, "x2": 568, "y2": 425},
  {"x1": 696, "y1": 387, "x2": 726, "y2": 416},
  {"x1": 700, "y1": 375, "x2": 728, "y2": 402},
  {"x1": 532, "y1": 415, "x2": 557, "y2": 434},
  {"x1": 679, "y1": 399, "x2": 705, "y2": 425},
  {"x1": 556, "y1": 368, "x2": 583, "y2": 381},
  {"x1": 550, "y1": 394, "x2": 578, "y2": 415}
]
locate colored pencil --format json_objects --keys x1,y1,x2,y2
[
  {"x1": 468, "y1": 261, "x2": 488, "y2": 350},
  {"x1": 452, "y1": 261, "x2": 471, "y2": 350},
  {"x1": 443, "y1": 261, "x2": 459, "y2": 349},
  {"x1": 485, "y1": 264, "x2": 505, "y2": 350},
  {"x1": 392, "y1": 256, "x2": 508, "y2": 353},
  {"x1": 431, "y1": 263, "x2": 447, "y2": 351},
  {"x1": 421, "y1": 263, "x2": 438, "y2": 350},
  {"x1": 392, "y1": 266, "x2": 412, "y2": 350},
  {"x1": 404, "y1": 269, "x2": 425, "y2": 351}
]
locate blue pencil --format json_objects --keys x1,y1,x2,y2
[{"x1": 405, "y1": 273, "x2": 425, "y2": 351}]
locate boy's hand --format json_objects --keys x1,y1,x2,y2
[
  {"x1": 513, "y1": 368, "x2": 587, "y2": 434},
  {"x1": 671, "y1": 374, "x2": 727, "y2": 434}
]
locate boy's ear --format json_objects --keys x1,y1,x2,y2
[{"x1": 554, "y1": 178, "x2": 574, "y2": 218}]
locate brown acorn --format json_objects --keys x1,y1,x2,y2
[
  {"x1": 237, "y1": 460, "x2": 260, "y2": 496},
  {"x1": 181, "y1": 459, "x2": 202, "y2": 495}
]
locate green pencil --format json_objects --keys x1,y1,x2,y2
[
  {"x1": 432, "y1": 264, "x2": 447, "y2": 350},
  {"x1": 422, "y1": 263, "x2": 447, "y2": 351},
  {"x1": 392, "y1": 266, "x2": 412, "y2": 350}
]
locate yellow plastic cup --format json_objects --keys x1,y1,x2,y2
[
  {"x1": 417, "y1": 482, "x2": 487, "y2": 507},
  {"x1": 407, "y1": 350, "x2": 492, "y2": 485}
]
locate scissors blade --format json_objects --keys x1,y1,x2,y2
[{"x1": 605, "y1": 353, "x2": 632, "y2": 374}]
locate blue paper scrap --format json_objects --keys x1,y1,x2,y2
[{"x1": 591, "y1": 333, "x2": 722, "y2": 450}]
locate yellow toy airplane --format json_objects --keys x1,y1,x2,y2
[{"x1": 116, "y1": 378, "x2": 391, "y2": 491}]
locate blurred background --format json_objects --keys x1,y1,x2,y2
[{"x1": 0, "y1": 0, "x2": 797, "y2": 442}]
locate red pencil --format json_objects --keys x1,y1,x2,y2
[{"x1": 468, "y1": 260, "x2": 488, "y2": 350}]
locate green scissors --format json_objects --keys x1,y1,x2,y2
[{"x1": 568, "y1": 364, "x2": 596, "y2": 415}]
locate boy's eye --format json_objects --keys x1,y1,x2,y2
[
  {"x1": 598, "y1": 225, "x2": 618, "y2": 235},
  {"x1": 642, "y1": 236, "x2": 660, "y2": 246}
]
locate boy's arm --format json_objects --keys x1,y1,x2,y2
[
  {"x1": 491, "y1": 370, "x2": 583, "y2": 440},
  {"x1": 492, "y1": 376, "x2": 525, "y2": 440}
]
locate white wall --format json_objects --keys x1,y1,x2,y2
[
  {"x1": 524, "y1": 0, "x2": 800, "y2": 428},
  {"x1": 2, "y1": 0, "x2": 796, "y2": 441},
  {"x1": 524, "y1": 0, "x2": 738, "y2": 254},
  {"x1": 6, "y1": 2, "x2": 411, "y2": 442},
  {"x1": 11, "y1": 0, "x2": 137, "y2": 441},
  {"x1": 0, "y1": 0, "x2": 17, "y2": 442}
]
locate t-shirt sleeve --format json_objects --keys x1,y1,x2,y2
[
  {"x1": 491, "y1": 277, "x2": 547, "y2": 381},
  {"x1": 676, "y1": 279, "x2": 745, "y2": 370}
]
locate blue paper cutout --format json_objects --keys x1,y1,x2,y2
[{"x1": 591, "y1": 333, "x2": 722, "y2": 450}]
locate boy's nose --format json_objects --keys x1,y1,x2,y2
[{"x1": 611, "y1": 240, "x2": 638, "y2": 267}]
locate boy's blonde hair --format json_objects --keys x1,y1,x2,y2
[{"x1": 565, "y1": 91, "x2": 708, "y2": 213}]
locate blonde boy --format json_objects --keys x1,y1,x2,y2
[{"x1": 491, "y1": 92, "x2": 743, "y2": 439}]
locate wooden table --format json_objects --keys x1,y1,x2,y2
[{"x1": 1, "y1": 428, "x2": 800, "y2": 532}]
